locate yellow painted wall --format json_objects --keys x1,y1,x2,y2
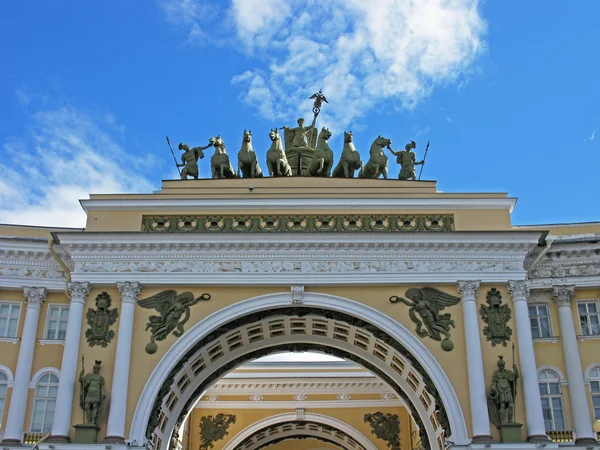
[{"x1": 187, "y1": 406, "x2": 413, "y2": 450}]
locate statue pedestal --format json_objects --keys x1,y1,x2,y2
[
  {"x1": 73, "y1": 424, "x2": 100, "y2": 444},
  {"x1": 498, "y1": 423, "x2": 523, "y2": 443}
]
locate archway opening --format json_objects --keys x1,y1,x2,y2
[{"x1": 130, "y1": 294, "x2": 468, "y2": 450}]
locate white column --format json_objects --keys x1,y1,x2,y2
[
  {"x1": 1, "y1": 287, "x2": 47, "y2": 445},
  {"x1": 457, "y1": 280, "x2": 492, "y2": 442},
  {"x1": 104, "y1": 282, "x2": 142, "y2": 443},
  {"x1": 552, "y1": 285, "x2": 596, "y2": 444},
  {"x1": 49, "y1": 282, "x2": 90, "y2": 443},
  {"x1": 507, "y1": 281, "x2": 549, "y2": 441}
]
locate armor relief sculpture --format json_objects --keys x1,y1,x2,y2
[
  {"x1": 137, "y1": 290, "x2": 211, "y2": 354},
  {"x1": 198, "y1": 413, "x2": 236, "y2": 450},
  {"x1": 85, "y1": 291, "x2": 118, "y2": 348},
  {"x1": 479, "y1": 288, "x2": 512, "y2": 347},
  {"x1": 389, "y1": 287, "x2": 460, "y2": 351},
  {"x1": 364, "y1": 412, "x2": 401, "y2": 450},
  {"x1": 488, "y1": 354, "x2": 522, "y2": 442}
]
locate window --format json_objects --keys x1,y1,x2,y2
[
  {"x1": 589, "y1": 367, "x2": 600, "y2": 419},
  {"x1": 529, "y1": 304, "x2": 552, "y2": 338},
  {"x1": 539, "y1": 369, "x2": 566, "y2": 431},
  {"x1": 0, "y1": 371, "x2": 7, "y2": 429},
  {"x1": 30, "y1": 373, "x2": 58, "y2": 433},
  {"x1": 0, "y1": 303, "x2": 21, "y2": 338},
  {"x1": 44, "y1": 306, "x2": 69, "y2": 340},
  {"x1": 578, "y1": 302, "x2": 600, "y2": 336}
]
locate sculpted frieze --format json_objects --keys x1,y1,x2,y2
[
  {"x1": 0, "y1": 265, "x2": 65, "y2": 279},
  {"x1": 76, "y1": 260, "x2": 523, "y2": 274},
  {"x1": 531, "y1": 262, "x2": 600, "y2": 279},
  {"x1": 142, "y1": 214, "x2": 454, "y2": 233}
]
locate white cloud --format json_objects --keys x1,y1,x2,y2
[
  {"x1": 158, "y1": 0, "x2": 486, "y2": 130},
  {"x1": 0, "y1": 106, "x2": 155, "y2": 227},
  {"x1": 584, "y1": 128, "x2": 597, "y2": 144}
]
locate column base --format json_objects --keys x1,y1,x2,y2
[
  {"x1": 103, "y1": 435, "x2": 125, "y2": 444},
  {"x1": 575, "y1": 437, "x2": 598, "y2": 445},
  {"x1": 527, "y1": 434, "x2": 552, "y2": 443},
  {"x1": 471, "y1": 435, "x2": 494, "y2": 443},
  {"x1": 46, "y1": 435, "x2": 71, "y2": 443},
  {"x1": 0, "y1": 438, "x2": 23, "y2": 446}
]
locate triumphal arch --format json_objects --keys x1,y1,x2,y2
[{"x1": 1, "y1": 173, "x2": 600, "y2": 450}]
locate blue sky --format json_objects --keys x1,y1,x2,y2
[{"x1": 0, "y1": 0, "x2": 598, "y2": 227}]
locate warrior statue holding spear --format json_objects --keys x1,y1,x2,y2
[{"x1": 386, "y1": 140, "x2": 427, "y2": 180}]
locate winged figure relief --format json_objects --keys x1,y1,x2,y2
[
  {"x1": 390, "y1": 287, "x2": 460, "y2": 351},
  {"x1": 138, "y1": 290, "x2": 211, "y2": 354}
]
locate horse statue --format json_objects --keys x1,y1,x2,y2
[
  {"x1": 237, "y1": 130, "x2": 263, "y2": 178},
  {"x1": 209, "y1": 135, "x2": 236, "y2": 179},
  {"x1": 332, "y1": 131, "x2": 362, "y2": 178},
  {"x1": 358, "y1": 135, "x2": 391, "y2": 179},
  {"x1": 266, "y1": 129, "x2": 292, "y2": 177},
  {"x1": 308, "y1": 127, "x2": 334, "y2": 177}
]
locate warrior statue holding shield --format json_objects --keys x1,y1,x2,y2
[
  {"x1": 488, "y1": 356, "x2": 519, "y2": 425},
  {"x1": 79, "y1": 358, "x2": 106, "y2": 426}
]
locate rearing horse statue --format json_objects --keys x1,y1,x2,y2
[
  {"x1": 358, "y1": 135, "x2": 391, "y2": 179},
  {"x1": 332, "y1": 131, "x2": 362, "y2": 178},
  {"x1": 209, "y1": 136, "x2": 236, "y2": 179},
  {"x1": 266, "y1": 129, "x2": 292, "y2": 177},
  {"x1": 308, "y1": 127, "x2": 334, "y2": 177},
  {"x1": 237, "y1": 130, "x2": 263, "y2": 178}
]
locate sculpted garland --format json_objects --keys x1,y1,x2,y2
[{"x1": 169, "y1": 90, "x2": 430, "y2": 179}]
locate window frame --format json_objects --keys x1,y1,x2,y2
[
  {"x1": 528, "y1": 303, "x2": 553, "y2": 339},
  {"x1": 0, "y1": 301, "x2": 22, "y2": 339},
  {"x1": 578, "y1": 300, "x2": 600, "y2": 337},
  {"x1": 29, "y1": 372, "x2": 59, "y2": 433},
  {"x1": 538, "y1": 369, "x2": 567, "y2": 431},
  {"x1": 587, "y1": 366, "x2": 600, "y2": 420},
  {"x1": 43, "y1": 304, "x2": 69, "y2": 341},
  {"x1": 0, "y1": 370, "x2": 8, "y2": 430}
]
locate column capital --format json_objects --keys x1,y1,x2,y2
[
  {"x1": 552, "y1": 285, "x2": 576, "y2": 307},
  {"x1": 457, "y1": 280, "x2": 480, "y2": 301},
  {"x1": 507, "y1": 280, "x2": 529, "y2": 303},
  {"x1": 23, "y1": 287, "x2": 47, "y2": 310},
  {"x1": 117, "y1": 282, "x2": 142, "y2": 305},
  {"x1": 67, "y1": 282, "x2": 91, "y2": 305}
]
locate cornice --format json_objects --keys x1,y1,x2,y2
[
  {"x1": 204, "y1": 379, "x2": 395, "y2": 395},
  {"x1": 54, "y1": 232, "x2": 536, "y2": 284},
  {"x1": 80, "y1": 196, "x2": 518, "y2": 212},
  {"x1": 194, "y1": 399, "x2": 405, "y2": 410}
]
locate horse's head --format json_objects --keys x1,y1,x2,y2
[
  {"x1": 209, "y1": 135, "x2": 224, "y2": 147},
  {"x1": 374, "y1": 135, "x2": 392, "y2": 148},
  {"x1": 344, "y1": 131, "x2": 353, "y2": 143},
  {"x1": 243, "y1": 129, "x2": 252, "y2": 143},
  {"x1": 318, "y1": 127, "x2": 332, "y2": 141},
  {"x1": 269, "y1": 129, "x2": 280, "y2": 142}
]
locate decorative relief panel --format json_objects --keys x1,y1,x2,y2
[
  {"x1": 364, "y1": 412, "x2": 401, "y2": 450},
  {"x1": 479, "y1": 288, "x2": 512, "y2": 347},
  {"x1": 85, "y1": 292, "x2": 118, "y2": 348},
  {"x1": 142, "y1": 214, "x2": 454, "y2": 233},
  {"x1": 198, "y1": 413, "x2": 236, "y2": 450}
]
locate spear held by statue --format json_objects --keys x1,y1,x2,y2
[
  {"x1": 166, "y1": 135, "x2": 182, "y2": 177},
  {"x1": 418, "y1": 141, "x2": 430, "y2": 181}
]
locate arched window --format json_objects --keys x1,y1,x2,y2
[
  {"x1": 539, "y1": 369, "x2": 566, "y2": 431},
  {"x1": 30, "y1": 373, "x2": 58, "y2": 433},
  {"x1": 0, "y1": 371, "x2": 8, "y2": 430},
  {"x1": 588, "y1": 367, "x2": 600, "y2": 419}
]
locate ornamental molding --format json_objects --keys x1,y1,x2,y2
[
  {"x1": 196, "y1": 399, "x2": 404, "y2": 410},
  {"x1": 117, "y1": 281, "x2": 142, "y2": 304},
  {"x1": 81, "y1": 196, "x2": 518, "y2": 213},
  {"x1": 0, "y1": 239, "x2": 68, "y2": 290},
  {"x1": 291, "y1": 284, "x2": 304, "y2": 304},
  {"x1": 67, "y1": 282, "x2": 91, "y2": 304},
  {"x1": 528, "y1": 237, "x2": 600, "y2": 280},
  {"x1": 142, "y1": 214, "x2": 454, "y2": 233},
  {"x1": 457, "y1": 280, "x2": 480, "y2": 300},
  {"x1": 204, "y1": 379, "x2": 396, "y2": 396},
  {"x1": 55, "y1": 232, "x2": 538, "y2": 285},
  {"x1": 507, "y1": 280, "x2": 529, "y2": 300}
]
